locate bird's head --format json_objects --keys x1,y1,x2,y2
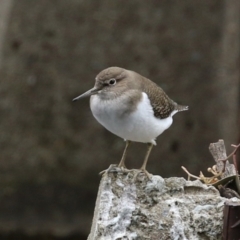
[{"x1": 72, "y1": 67, "x2": 130, "y2": 101}]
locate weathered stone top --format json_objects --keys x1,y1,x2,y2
[{"x1": 88, "y1": 169, "x2": 238, "y2": 240}]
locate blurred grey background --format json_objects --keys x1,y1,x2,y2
[{"x1": 0, "y1": 0, "x2": 239, "y2": 239}]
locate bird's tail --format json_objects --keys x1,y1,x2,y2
[{"x1": 177, "y1": 104, "x2": 189, "y2": 112}]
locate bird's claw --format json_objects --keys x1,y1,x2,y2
[
  {"x1": 99, "y1": 164, "x2": 130, "y2": 176},
  {"x1": 99, "y1": 165, "x2": 152, "y2": 181},
  {"x1": 99, "y1": 164, "x2": 119, "y2": 175},
  {"x1": 132, "y1": 168, "x2": 152, "y2": 181}
]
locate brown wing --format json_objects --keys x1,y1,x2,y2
[{"x1": 140, "y1": 77, "x2": 176, "y2": 119}]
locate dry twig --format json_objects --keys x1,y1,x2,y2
[{"x1": 182, "y1": 142, "x2": 240, "y2": 185}]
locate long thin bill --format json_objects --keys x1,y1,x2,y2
[{"x1": 72, "y1": 87, "x2": 99, "y2": 101}]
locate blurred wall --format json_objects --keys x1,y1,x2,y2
[{"x1": 0, "y1": 0, "x2": 239, "y2": 239}]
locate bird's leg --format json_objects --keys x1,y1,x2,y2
[
  {"x1": 140, "y1": 143, "x2": 153, "y2": 170},
  {"x1": 140, "y1": 143, "x2": 154, "y2": 178},
  {"x1": 118, "y1": 140, "x2": 131, "y2": 168},
  {"x1": 99, "y1": 140, "x2": 131, "y2": 176}
]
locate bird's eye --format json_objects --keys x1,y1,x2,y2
[{"x1": 108, "y1": 78, "x2": 116, "y2": 85}]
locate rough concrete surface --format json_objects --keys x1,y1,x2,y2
[{"x1": 88, "y1": 168, "x2": 232, "y2": 240}]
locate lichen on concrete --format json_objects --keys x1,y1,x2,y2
[{"x1": 88, "y1": 169, "x2": 234, "y2": 240}]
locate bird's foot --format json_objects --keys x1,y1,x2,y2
[
  {"x1": 132, "y1": 168, "x2": 153, "y2": 181},
  {"x1": 99, "y1": 164, "x2": 119, "y2": 175},
  {"x1": 99, "y1": 164, "x2": 130, "y2": 176},
  {"x1": 99, "y1": 165, "x2": 152, "y2": 181}
]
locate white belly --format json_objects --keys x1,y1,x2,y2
[{"x1": 90, "y1": 92, "x2": 173, "y2": 144}]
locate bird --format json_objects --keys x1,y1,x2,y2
[{"x1": 73, "y1": 67, "x2": 188, "y2": 176}]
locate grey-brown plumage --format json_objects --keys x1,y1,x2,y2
[
  {"x1": 95, "y1": 67, "x2": 188, "y2": 119},
  {"x1": 73, "y1": 66, "x2": 188, "y2": 176},
  {"x1": 133, "y1": 72, "x2": 182, "y2": 119}
]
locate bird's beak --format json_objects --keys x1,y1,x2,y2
[{"x1": 72, "y1": 87, "x2": 99, "y2": 102}]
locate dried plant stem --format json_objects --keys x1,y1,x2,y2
[{"x1": 181, "y1": 166, "x2": 200, "y2": 181}]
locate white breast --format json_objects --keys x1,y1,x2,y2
[{"x1": 90, "y1": 92, "x2": 173, "y2": 145}]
